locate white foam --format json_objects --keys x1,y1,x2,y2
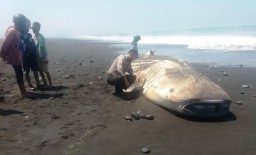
[
  {"x1": 73, "y1": 35, "x2": 131, "y2": 42},
  {"x1": 73, "y1": 35, "x2": 256, "y2": 51}
]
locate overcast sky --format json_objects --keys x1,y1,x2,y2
[{"x1": 1, "y1": 0, "x2": 256, "y2": 38}]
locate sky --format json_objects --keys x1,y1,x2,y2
[{"x1": 0, "y1": 0, "x2": 256, "y2": 38}]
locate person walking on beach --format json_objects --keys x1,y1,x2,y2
[
  {"x1": 107, "y1": 49, "x2": 137, "y2": 97},
  {"x1": 31, "y1": 22, "x2": 52, "y2": 86},
  {"x1": 131, "y1": 35, "x2": 141, "y2": 57},
  {"x1": 0, "y1": 14, "x2": 35, "y2": 98},
  {"x1": 20, "y1": 19, "x2": 41, "y2": 89}
]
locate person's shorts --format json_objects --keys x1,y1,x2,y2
[
  {"x1": 37, "y1": 58, "x2": 48, "y2": 72},
  {"x1": 23, "y1": 56, "x2": 39, "y2": 73}
]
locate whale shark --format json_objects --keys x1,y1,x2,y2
[{"x1": 128, "y1": 51, "x2": 231, "y2": 118}]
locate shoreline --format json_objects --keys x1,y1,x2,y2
[{"x1": 0, "y1": 39, "x2": 256, "y2": 155}]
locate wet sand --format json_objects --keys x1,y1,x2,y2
[{"x1": 0, "y1": 39, "x2": 256, "y2": 155}]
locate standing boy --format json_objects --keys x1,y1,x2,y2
[{"x1": 32, "y1": 22, "x2": 52, "y2": 86}]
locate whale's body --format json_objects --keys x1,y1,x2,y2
[{"x1": 129, "y1": 52, "x2": 231, "y2": 117}]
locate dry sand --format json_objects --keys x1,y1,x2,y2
[{"x1": 0, "y1": 39, "x2": 256, "y2": 155}]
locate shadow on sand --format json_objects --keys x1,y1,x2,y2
[
  {"x1": 25, "y1": 93, "x2": 64, "y2": 100},
  {"x1": 116, "y1": 90, "x2": 143, "y2": 101},
  {"x1": 33, "y1": 86, "x2": 68, "y2": 91},
  {"x1": 0, "y1": 109, "x2": 24, "y2": 116},
  {"x1": 169, "y1": 109, "x2": 236, "y2": 122}
]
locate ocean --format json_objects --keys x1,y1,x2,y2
[{"x1": 74, "y1": 25, "x2": 256, "y2": 67}]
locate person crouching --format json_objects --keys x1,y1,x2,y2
[{"x1": 107, "y1": 49, "x2": 137, "y2": 97}]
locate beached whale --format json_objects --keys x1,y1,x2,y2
[{"x1": 128, "y1": 51, "x2": 231, "y2": 118}]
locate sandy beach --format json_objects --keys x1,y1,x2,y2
[{"x1": 0, "y1": 39, "x2": 256, "y2": 155}]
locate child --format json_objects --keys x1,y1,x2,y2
[
  {"x1": 31, "y1": 22, "x2": 52, "y2": 86},
  {"x1": 20, "y1": 19, "x2": 41, "y2": 88}
]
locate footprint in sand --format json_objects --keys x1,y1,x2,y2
[
  {"x1": 60, "y1": 126, "x2": 69, "y2": 130},
  {"x1": 61, "y1": 133, "x2": 75, "y2": 140},
  {"x1": 0, "y1": 128, "x2": 7, "y2": 131},
  {"x1": 39, "y1": 140, "x2": 50, "y2": 147},
  {"x1": 51, "y1": 115, "x2": 60, "y2": 120}
]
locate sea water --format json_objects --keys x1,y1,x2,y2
[{"x1": 74, "y1": 25, "x2": 256, "y2": 67}]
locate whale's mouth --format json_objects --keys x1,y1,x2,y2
[{"x1": 179, "y1": 100, "x2": 231, "y2": 117}]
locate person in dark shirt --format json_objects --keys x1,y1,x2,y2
[
  {"x1": 20, "y1": 19, "x2": 41, "y2": 88},
  {"x1": 131, "y1": 35, "x2": 141, "y2": 57}
]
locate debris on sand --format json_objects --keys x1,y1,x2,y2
[
  {"x1": 144, "y1": 115, "x2": 154, "y2": 120},
  {"x1": 222, "y1": 72, "x2": 228, "y2": 76},
  {"x1": 142, "y1": 146, "x2": 151, "y2": 154},
  {"x1": 241, "y1": 85, "x2": 249, "y2": 88},
  {"x1": 124, "y1": 115, "x2": 133, "y2": 121},
  {"x1": 136, "y1": 111, "x2": 145, "y2": 118},
  {"x1": 236, "y1": 101, "x2": 243, "y2": 105},
  {"x1": 128, "y1": 111, "x2": 154, "y2": 121},
  {"x1": 131, "y1": 112, "x2": 140, "y2": 120},
  {"x1": 240, "y1": 91, "x2": 245, "y2": 94}
]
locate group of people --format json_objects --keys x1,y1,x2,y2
[
  {"x1": 0, "y1": 14, "x2": 51, "y2": 98},
  {"x1": 107, "y1": 35, "x2": 141, "y2": 98},
  {"x1": 0, "y1": 13, "x2": 140, "y2": 99}
]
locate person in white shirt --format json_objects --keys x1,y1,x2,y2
[{"x1": 107, "y1": 49, "x2": 137, "y2": 96}]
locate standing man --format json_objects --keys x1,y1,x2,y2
[
  {"x1": 0, "y1": 14, "x2": 35, "y2": 98},
  {"x1": 107, "y1": 49, "x2": 137, "y2": 97},
  {"x1": 131, "y1": 35, "x2": 141, "y2": 57},
  {"x1": 32, "y1": 22, "x2": 52, "y2": 86}
]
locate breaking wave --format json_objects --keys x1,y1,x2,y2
[{"x1": 74, "y1": 35, "x2": 256, "y2": 51}]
